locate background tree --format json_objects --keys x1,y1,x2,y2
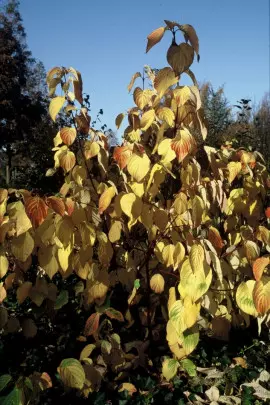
[
  {"x1": 200, "y1": 81, "x2": 233, "y2": 147},
  {"x1": 0, "y1": 0, "x2": 57, "y2": 190}
]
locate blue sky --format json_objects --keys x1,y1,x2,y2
[{"x1": 20, "y1": 0, "x2": 269, "y2": 136}]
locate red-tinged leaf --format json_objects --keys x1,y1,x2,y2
[
  {"x1": 46, "y1": 196, "x2": 66, "y2": 216},
  {"x1": 98, "y1": 187, "x2": 116, "y2": 215},
  {"x1": 84, "y1": 312, "x2": 100, "y2": 336},
  {"x1": 40, "y1": 372, "x2": 53, "y2": 389},
  {"x1": 253, "y1": 279, "x2": 270, "y2": 315},
  {"x1": 208, "y1": 227, "x2": 224, "y2": 250},
  {"x1": 60, "y1": 127, "x2": 77, "y2": 146},
  {"x1": 171, "y1": 129, "x2": 196, "y2": 163},
  {"x1": 104, "y1": 308, "x2": 124, "y2": 322},
  {"x1": 113, "y1": 145, "x2": 133, "y2": 170},
  {"x1": 59, "y1": 150, "x2": 76, "y2": 172},
  {"x1": 146, "y1": 26, "x2": 166, "y2": 53},
  {"x1": 265, "y1": 207, "x2": 270, "y2": 218},
  {"x1": 65, "y1": 198, "x2": 75, "y2": 216},
  {"x1": 253, "y1": 257, "x2": 269, "y2": 281},
  {"x1": 25, "y1": 196, "x2": 48, "y2": 228}
]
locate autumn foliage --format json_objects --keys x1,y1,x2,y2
[{"x1": 0, "y1": 19, "x2": 270, "y2": 402}]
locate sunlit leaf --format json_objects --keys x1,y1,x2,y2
[
  {"x1": 49, "y1": 96, "x2": 65, "y2": 121},
  {"x1": 60, "y1": 127, "x2": 76, "y2": 146},
  {"x1": 99, "y1": 187, "x2": 116, "y2": 214},
  {"x1": 154, "y1": 67, "x2": 179, "y2": 98},
  {"x1": 171, "y1": 128, "x2": 196, "y2": 162},
  {"x1": 113, "y1": 144, "x2": 133, "y2": 170},
  {"x1": 127, "y1": 152, "x2": 150, "y2": 182},
  {"x1": 25, "y1": 196, "x2": 48, "y2": 228},
  {"x1": 115, "y1": 113, "x2": 125, "y2": 129},
  {"x1": 253, "y1": 257, "x2": 269, "y2": 281},
  {"x1": 236, "y1": 280, "x2": 258, "y2": 316},
  {"x1": 253, "y1": 277, "x2": 270, "y2": 315},
  {"x1": 128, "y1": 71, "x2": 142, "y2": 92},
  {"x1": 146, "y1": 26, "x2": 166, "y2": 53},
  {"x1": 150, "y1": 273, "x2": 165, "y2": 294}
]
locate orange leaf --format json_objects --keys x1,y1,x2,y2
[
  {"x1": 253, "y1": 279, "x2": 270, "y2": 315},
  {"x1": 113, "y1": 145, "x2": 133, "y2": 170},
  {"x1": 46, "y1": 196, "x2": 66, "y2": 217},
  {"x1": 265, "y1": 207, "x2": 270, "y2": 218},
  {"x1": 98, "y1": 187, "x2": 116, "y2": 215},
  {"x1": 208, "y1": 227, "x2": 224, "y2": 250},
  {"x1": 146, "y1": 26, "x2": 166, "y2": 53},
  {"x1": 84, "y1": 312, "x2": 100, "y2": 336},
  {"x1": 171, "y1": 129, "x2": 196, "y2": 162},
  {"x1": 60, "y1": 127, "x2": 77, "y2": 146},
  {"x1": 25, "y1": 196, "x2": 48, "y2": 228},
  {"x1": 65, "y1": 198, "x2": 75, "y2": 216},
  {"x1": 253, "y1": 257, "x2": 269, "y2": 281}
]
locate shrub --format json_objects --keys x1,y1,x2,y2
[{"x1": 0, "y1": 19, "x2": 270, "y2": 403}]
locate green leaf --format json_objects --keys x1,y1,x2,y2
[
  {"x1": 180, "y1": 359, "x2": 197, "y2": 377},
  {"x1": 0, "y1": 387, "x2": 22, "y2": 405},
  {"x1": 134, "y1": 279, "x2": 140, "y2": 289},
  {"x1": 0, "y1": 375, "x2": 12, "y2": 393},
  {"x1": 57, "y1": 358, "x2": 85, "y2": 389},
  {"x1": 54, "y1": 290, "x2": 69, "y2": 310},
  {"x1": 162, "y1": 358, "x2": 179, "y2": 381}
]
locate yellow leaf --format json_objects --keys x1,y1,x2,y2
[
  {"x1": 98, "y1": 187, "x2": 116, "y2": 215},
  {"x1": 127, "y1": 71, "x2": 142, "y2": 92},
  {"x1": 59, "y1": 150, "x2": 76, "y2": 172},
  {"x1": 162, "y1": 358, "x2": 179, "y2": 381},
  {"x1": 190, "y1": 195, "x2": 204, "y2": 227},
  {"x1": 0, "y1": 253, "x2": 8, "y2": 278},
  {"x1": 58, "y1": 243, "x2": 72, "y2": 272},
  {"x1": 118, "y1": 382, "x2": 137, "y2": 396},
  {"x1": 150, "y1": 274, "x2": 165, "y2": 294},
  {"x1": 11, "y1": 231, "x2": 34, "y2": 262},
  {"x1": 178, "y1": 259, "x2": 212, "y2": 302},
  {"x1": 108, "y1": 220, "x2": 122, "y2": 243},
  {"x1": 173, "y1": 242, "x2": 186, "y2": 270},
  {"x1": 84, "y1": 141, "x2": 100, "y2": 159},
  {"x1": 157, "y1": 139, "x2": 176, "y2": 163},
  {"x1": 227, "y1": 161, "x2": 242, "y2": 184},
  {"x1": 140, "y1": 109, "x2": 155, "y2": 131},
  {"x1": 120, "y1": 193, "x2": 143, "y2": 229},
  {"x1": 189, "y1": 243, "x2": 204, "y2": 273},
  {"x1": 162, "y1": 244, "x2": 175, "y2": 268},
  {"x1": 49, "y1": 96, "x2": 65, "y2": 121},
  {"x1": 133, "y1": 87, "x2": 151, "y2": 110},
  {"x1": 157, "y1": 107, "x2": 175, "y2": 127},
  {"x1": 115, "y1": 113, "x2": 125, "y2": 129},
  {"x1": 7, "y1": 201, "x2": 32, "y2": 236},
  {"x1": 146, "y1": 26, "x2": 166, "y2": 53},
  {"x1": 168, "y1": 287, "x2": 177, "y2": 312},
  {"x1": 236, "y1": 280, "x2": 258, "y2": 317},
  {"x1": 127, "y1": 152, "x2": 150, "y2": 182},
  {"x1": 38, "y1": 245, "x2": 59, "y2": 279},
  {"x1": 129, "y1": 182, "x2": 145, "y2": 198},
  {"x1": 173, "y1": 86, "x2": 191, "y2": 106},
  {"x1": 154, "y1": 67, "x2": 179, "y2": 98}
]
